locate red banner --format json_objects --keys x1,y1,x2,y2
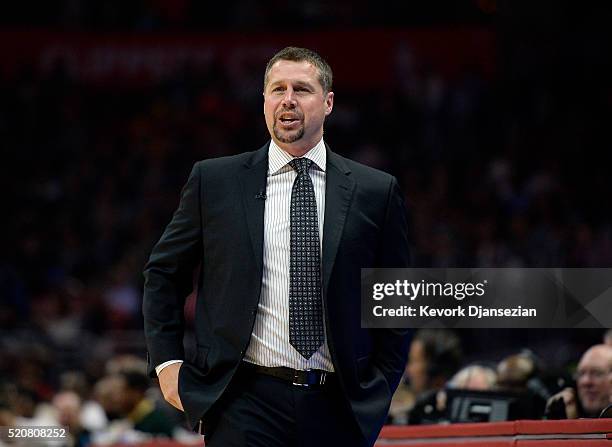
[{"x1": 0, "y1": 28, "x2": 495, "y2": 88}]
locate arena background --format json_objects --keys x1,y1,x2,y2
[{"x1": 0, "y1": 0, "x2": 610, "y2": 439}]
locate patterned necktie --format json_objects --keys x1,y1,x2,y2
[{"x1": 288, "y1": 157, "x2": 324, "y2": 359}]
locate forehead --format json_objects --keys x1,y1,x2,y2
[
  {"x1": 266, "y1": 60, "x2": 321, "y2": 87},
  {"x1": 579, "y1": 347, "x2": 612, "y2": 369}
]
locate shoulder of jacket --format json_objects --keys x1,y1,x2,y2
[
  {"x1": 196, "y1": 151, "x2": 254, "y2": 170},
  {"x1": 331, "y1": 153, "x2": 396, "y2": 189}
]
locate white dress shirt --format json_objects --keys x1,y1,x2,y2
[{"x1": 156, "y1": 138, "x2": 333, "y2": 376}]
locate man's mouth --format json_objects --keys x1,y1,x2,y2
[
  {"x1": 277, "y1": 113, "x2": 301, "y2": 127},
  {"x1": 279, "y1": 118, "x2": 300, "y2": 128}
]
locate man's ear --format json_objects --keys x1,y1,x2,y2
[{"x1": 325, "y1": 91, "x2": 334, "y2": 116}]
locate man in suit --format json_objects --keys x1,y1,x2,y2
[{"x1": 143, "y1": 46, "x2": 411, "y2": 446}]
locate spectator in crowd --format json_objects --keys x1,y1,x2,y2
[
  {"x1": 59, "y1": 371, "x2": 107, "y2": 432},
  {"x1": 117, "y1": 371, "x2": 176, "y2": 437},
  {"x1": 497, "y1": 352, "x2": 538, "y2": 392},
  {"x1": 93, "y1": 374, "x2": 124, "y2": 423},
  {"x1": 449, "y1": 364, "x2": 497, "y2": 391},
  {"x1": 0, "y1": 397, "x2": 16, "y2": 427},
  {"x1": 86, "y1": 371, "x2": 179, "y2": 445},
  {"x1": 545, "y1": 344, "x2": 612, "y2": 419},
  {"x1": 495, "y1": 351, "x2": 549, "y2": 418},
  {"x1": 1, "y1": 384, "x2": 54, "y2": 426},
  {"x1": 430, "y1": 363, "x2": 498, "y2": 422},
  {"x1": 388, "y1": 329, "x2": 462, "y2": 424},
  {"x1": 497, "y1": 351, "x2": 550, "y2": 401},
  {"x1": 51, "y1": 390, "x2": 91, "y2": 447}
]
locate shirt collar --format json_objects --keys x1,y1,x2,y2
[{"x1": 268, "y1": 138, "x2": 327, "y2": 175}]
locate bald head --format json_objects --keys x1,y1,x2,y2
[
  {"x1": 576, "y1": 344, "x2": 612, "y2": 416},
  {"x1": 604, "y1": 329, "x2": 612, "y2": 346},
  {"x1": 449, "y1": 365, "x2": 496, "y2": 391}
]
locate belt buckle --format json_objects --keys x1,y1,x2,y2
[
  {"x1": 292, "y1": 369, "x2": 326, "y2": 387},
  {"x1": 292, "y1": 369, "x2": 310, "y2": 387}
]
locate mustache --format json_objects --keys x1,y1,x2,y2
[{"x1": 275, "y1": 108, "x2": 303, "y2": 120}]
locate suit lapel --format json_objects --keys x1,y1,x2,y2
[
  {"x1": 322, "y1": 149, "x2": 355, "y2": 299},
  {"x1": 239, "y1": 143, "x2": 269, "y2": 276}
]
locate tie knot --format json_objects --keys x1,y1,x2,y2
[{"x1": 289, "y1": 158, "x2": 313, "y2": 176}]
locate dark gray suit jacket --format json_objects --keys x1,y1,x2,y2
[{"x1": 143, "y1": 142, "x2": 411, "y2": 443}]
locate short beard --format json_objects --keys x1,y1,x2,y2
[{"x1": 273, "y1": 122, "x2": 304, "y2": 143}]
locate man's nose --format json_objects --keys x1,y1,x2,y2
[{"x1": 281, "y1": 90, "x2": 297, "y2": 108}]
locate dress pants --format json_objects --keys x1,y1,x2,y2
[{"x1": 202, "y1": 363, "x2": 368, "y2": 447}]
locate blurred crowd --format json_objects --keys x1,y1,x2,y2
[
  {"x1": 388, "y1": 329, "x2": 612, "y2": 425},
  {"x1": 0, "y1": 353, "x2": 200, "y2": 446},
  {"x1": 1, "y1": 330, "x2": 609, "y2": 446},
  {"x1": 2, "y1": 24, "x2": 611, "y2": 334}
]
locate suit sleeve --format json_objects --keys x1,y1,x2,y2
[
  {"x1": 372, "y1": 176, "x2": 412, "y2": 391},
  {"x1": 142, "y1": 162, "x2": 203, "y2": 377}
]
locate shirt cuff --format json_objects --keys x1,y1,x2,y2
[{"x1": 155, "y1": 359, "x2": 184, "y2": 376}]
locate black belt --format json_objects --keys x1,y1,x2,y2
[{"x1": 241, "y1": 362, "x2": 333, "y2": 387}]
